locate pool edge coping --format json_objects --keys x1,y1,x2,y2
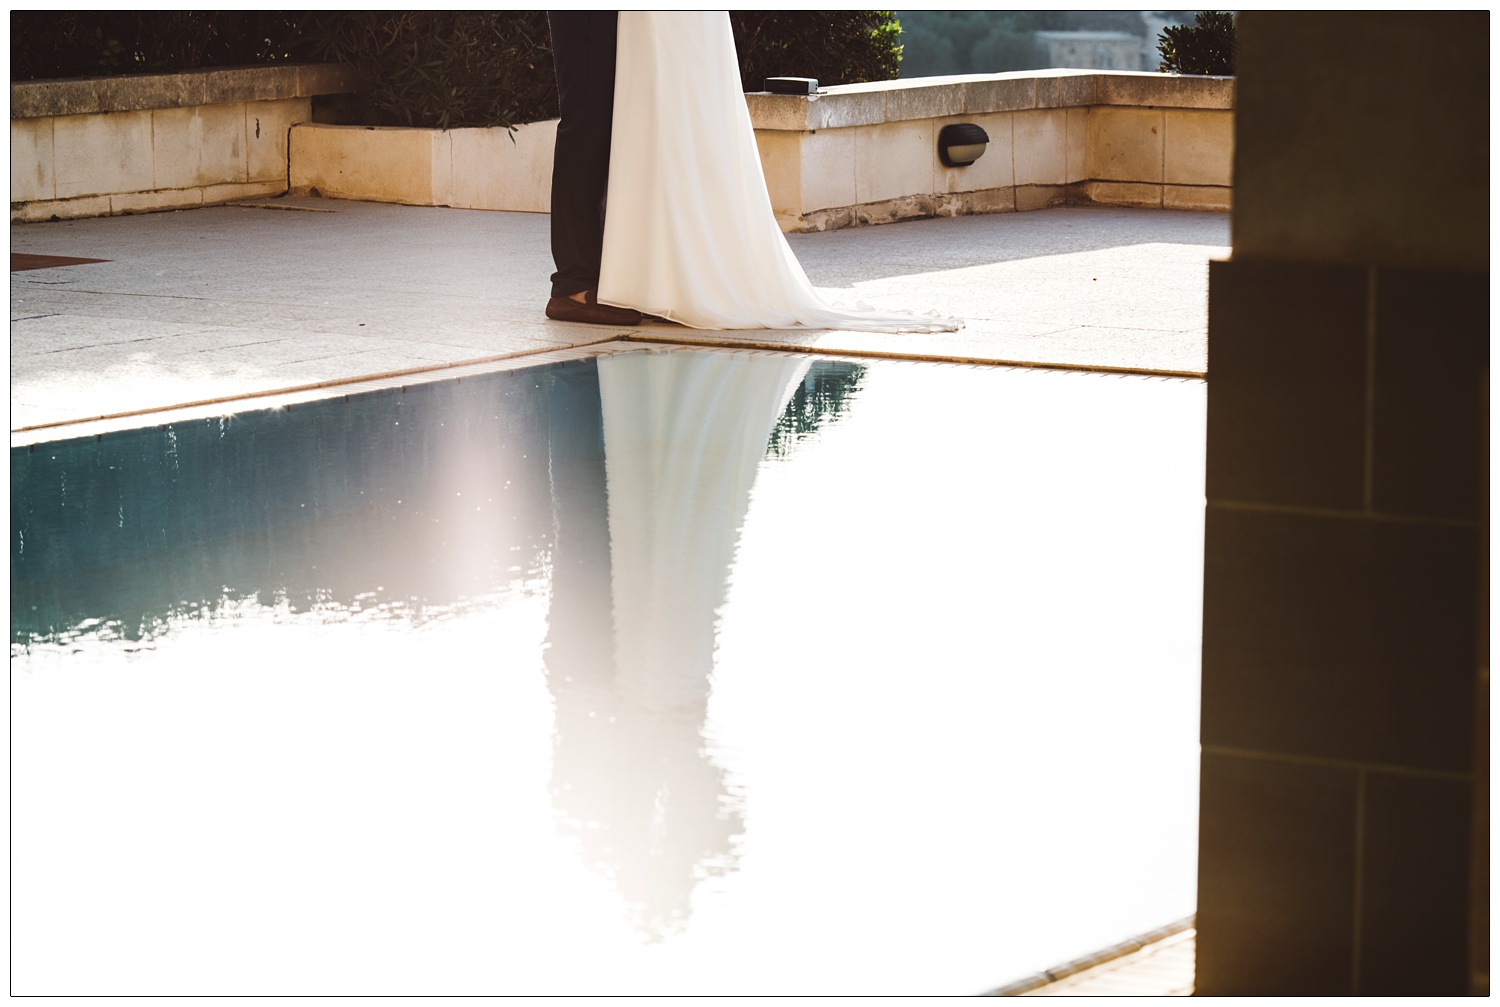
[
  {"x1": 11, "y1": 333, "x2": 1207, "y2": 447},
  {"x1": 981, "y1": 914, "x2": 1197, "y2": 996}
]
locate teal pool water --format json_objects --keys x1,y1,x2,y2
[{"x1": 12, "y1": 347, "x2": 1206, "y2": 995}]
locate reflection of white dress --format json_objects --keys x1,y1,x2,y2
[
  {"x1": 598, "y1": 11, "x2": 961, "y2": 333},
  {"x1": 597, "y1": 349, "x2": 810, "y2": 710}
]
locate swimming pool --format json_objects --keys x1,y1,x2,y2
[{"x1": 12, "y1": 346, "x2": 1206, "y2": 995}]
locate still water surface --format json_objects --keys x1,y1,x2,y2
[{"x1": 12, "y1": 348, "x2": 1205, "y2": 995}]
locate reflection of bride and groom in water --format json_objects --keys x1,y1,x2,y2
[{"x1": 12, "y1": 349, "x2": 866, "y2": 940}]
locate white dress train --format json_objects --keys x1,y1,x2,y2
[{"x1": 597, "y1": 11, "x2": 961, "y2": 333}]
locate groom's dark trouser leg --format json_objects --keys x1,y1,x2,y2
[{"x1": 547, "y1": 11, "x2": 618, "y2": 300}]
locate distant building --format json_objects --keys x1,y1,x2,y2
[
  {"x1": 1034, "y1": 30, "x2": 1144, "y2": 71},
  {"x1": 1138, "y1": 12, "x2": 1177, "y2": 70}
]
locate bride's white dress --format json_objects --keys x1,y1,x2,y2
[{"x1": 597, "y1": 11, "x2": 961, "y2": 333}]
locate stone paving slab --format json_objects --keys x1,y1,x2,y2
[{"x1": 10, "y1": 197, "x2": 1227, "y2": 434}]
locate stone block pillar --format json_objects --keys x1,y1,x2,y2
[{"x1": 1196, "y1": 12, "x2": 1488, "y2": 995}]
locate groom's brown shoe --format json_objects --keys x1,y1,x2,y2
[{"x1": 546, "y1": 290, "x2": 642, "y2": 326}]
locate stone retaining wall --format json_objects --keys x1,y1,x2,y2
[
  {"x1": 10, "y1": 64, "x2": 357, "y2": 222},
  {"x1": 748, "y1": 69, "x2": 1233, "y2": 231},
  {"x1": 13, "y1": 66, "x2": 1232, "y2": 229},
  {"x1": 287, "y1": 69, "x2": 1232, "y2": 230},
  {"x1": 288, "y1": 119, "x2": 556, "y2": 215}
]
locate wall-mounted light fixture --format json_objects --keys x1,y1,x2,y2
[
  {"x1": 938, "y1": 123, "x2": 989, "y2": 167},
  {"x1": 765, "y1": 77, "x2": 818, "y2": 95}
]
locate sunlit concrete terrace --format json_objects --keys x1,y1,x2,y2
[{"x1": 11, "y1": 198, "x2": 1225, "y2": 438}]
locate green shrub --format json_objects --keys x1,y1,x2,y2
[
  {"x1": 1157, "y1": 11, "x2": 1236, "y2": 76},
  {"x1": 11, "y1": 11, "x2": 905, "y2": 129},
  {"x1": 305, "y1": 12, "x2": 557, "y2": 130},
  {"x1": 10, "y1": 11, "x2": 312, "y2": 80},
  {"x1": 310, "y1": 11, "x2": 903, "y2": 131},
  {"x1": 730, "y1": 11, "x2": 901, "y2": 91}
]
